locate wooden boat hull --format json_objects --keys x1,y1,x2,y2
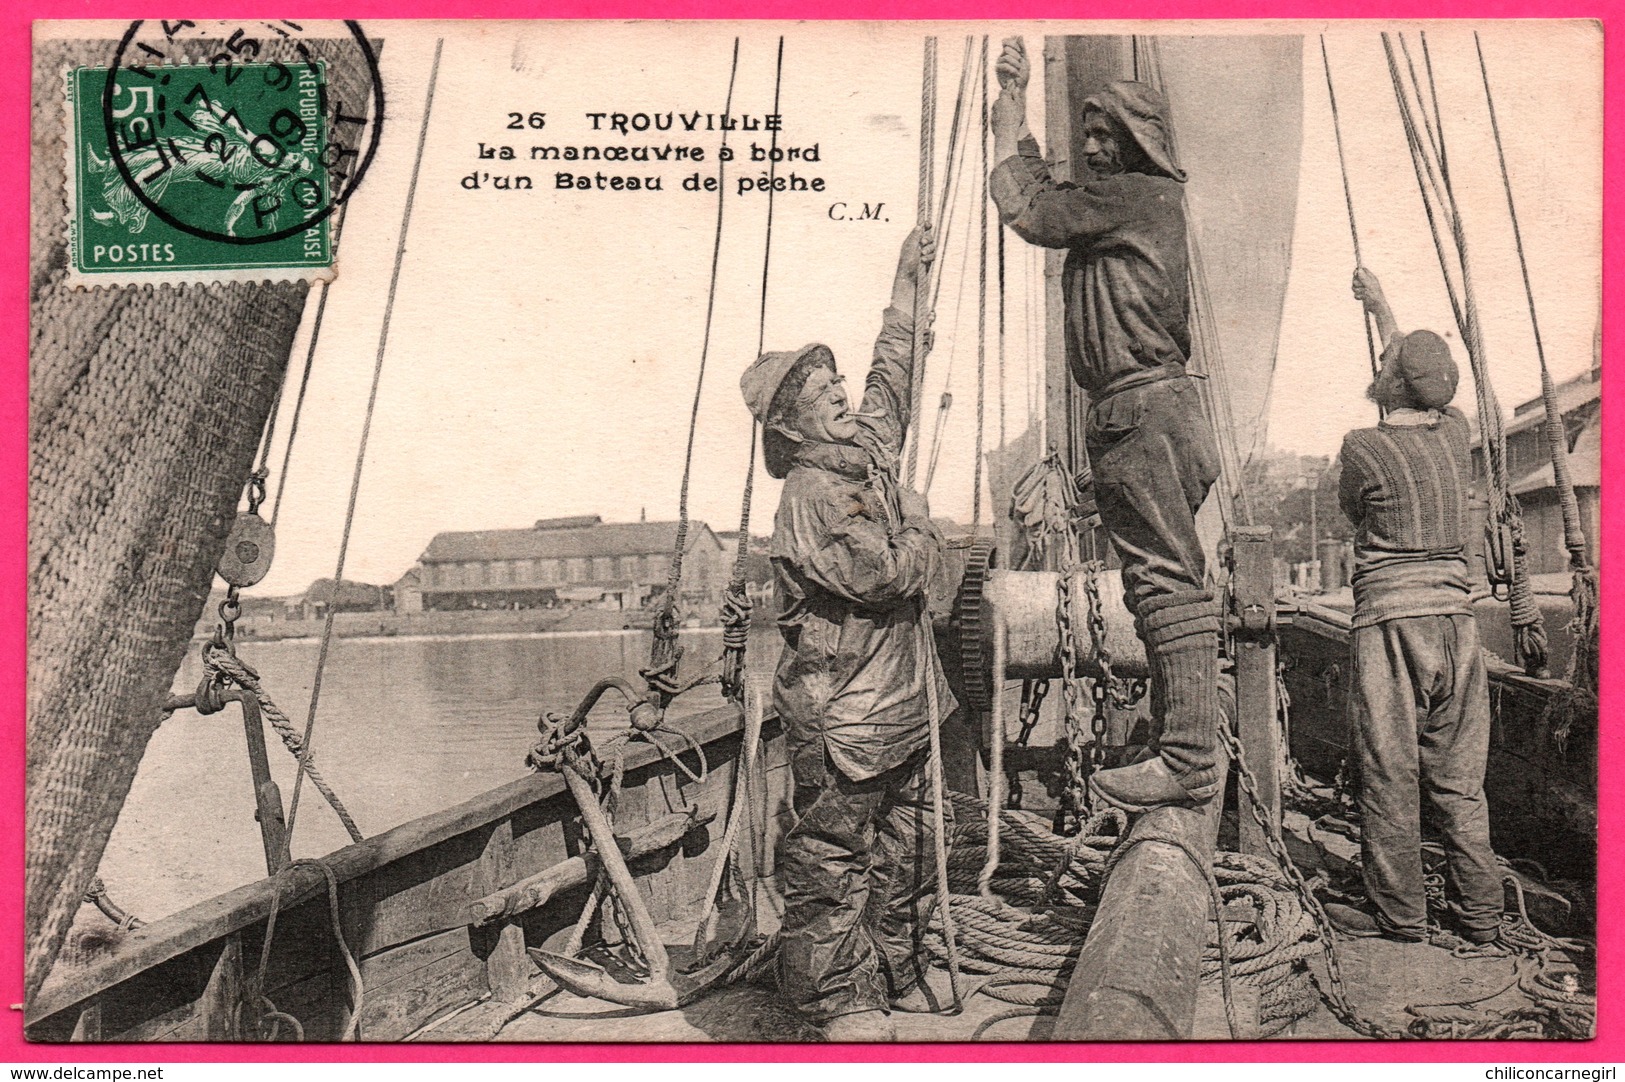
[
  {"x1": 27, "y1": 706, "x2": 791, "y2": 1043},
  {"x1": 1280, "y1": 597, "x2": 1597, "y2": 881}
]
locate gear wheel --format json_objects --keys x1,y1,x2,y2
[{"x1": 952, "y1": 537, "x2": 998, "y2": 720}]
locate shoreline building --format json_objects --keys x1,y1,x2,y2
[
  {"x1": 1473, "y1": 363, "x2": 1601, "y2": 575},
  {"x1": 414, "y1": 515, "x2": 727, "y2": 612}
]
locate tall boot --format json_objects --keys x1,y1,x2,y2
[{"x1": 1089, "y1": 591, "x2": 1221, "y2": 813}]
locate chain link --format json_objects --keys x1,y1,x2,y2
[
  {"x1": 1055, "y1": 535, "x2": 1090, "y2": 834},
  {"x1": 1217, "y1": 711, "x2": 1412, "y2": 1040},
  {"x1": 1015, "y1": 679, "x2": 1048, "y2": 745}
]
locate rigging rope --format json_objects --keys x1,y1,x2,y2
[
  {"x1": 283, "y1": 38, "x2": 445, "y2": 855},
  {"x1": 660, "y1": 38, "x2": 741, "y2": 618},
  {"x1": 1473, "y1": 32, "x2": 1599, "y2": 697},
  {"x1": 1381, "y1": 31, "x2": 1548, "y2": 677},
  {"x1": 646, "y1": 38, "x2": 742, "y2": 706},
  {"x1": 972, "y1": 34, "x2": 989, "y2": 532},
  {"x1": 1318, "y1": 36, "x2": 1382, "y2": 394},
  {"x1": 716, "y1": 36, "x2": 787, "y2": 710},
  {"x1": 204, "y1": 646, "x2": 363, "y2": 843},
  {"x1": 904, "y1": 38, "x2": 938, "y2": 487},
  {"x1": 268, "y1": 198, "x2": 355, "y2": 529}
]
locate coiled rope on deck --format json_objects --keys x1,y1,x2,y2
[{"x1": 923, "y1": 792, "x2": 1321, "y2": 1038}]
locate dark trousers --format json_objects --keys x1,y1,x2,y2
[
  {"x1": 1351, "y1": 613, "x2": 1502, "y2": 939},
  {"x1": 1086, "y1": 376, "x2": 1221, "y2": 617},
  {"x1": 778, "y1": 746, "x2": 946, "y2": 1022}
]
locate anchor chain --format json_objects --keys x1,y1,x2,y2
[
  {"x1": 1057, "y1": 555, "x2": 1148, "y2": 834},
  {"x1": 1054, "y1": 549, "x2": 1090, "y2": 835},
  {"x1": 1216, "y1": 711, "x2": 1411, "y2": 1040}
]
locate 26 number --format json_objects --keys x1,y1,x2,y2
[{"x1": 506, "y1": 112, "x2": 547, "y2": 130}]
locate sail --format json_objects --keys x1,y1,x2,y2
[
  {"x1": 26, "y1": 35, "x2": 380, "y2": 1004},
  {"x1": 1154, "y1": 35, "x2": 1304, "y2": 550}
]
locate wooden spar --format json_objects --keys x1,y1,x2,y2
[{"x1": 1051, "y1": 786, "x2": 1225, "y2": 1040}]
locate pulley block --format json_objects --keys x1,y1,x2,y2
[{"x1": 217, "y1": 512, "x2": 275, "y2": 588}]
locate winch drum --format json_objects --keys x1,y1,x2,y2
[{"x1": 978, "y1": 567, "x2": 1148, "y2": 682}]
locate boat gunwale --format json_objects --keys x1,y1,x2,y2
[
  {"x1": 1287, "y1": 595, "x2": 1578, "y2": 694},
  {"x1": 27, "y1": 701, "x2": 757, "y2": 1029}
]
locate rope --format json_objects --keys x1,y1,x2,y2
[
  {"x1": 1474, "y1": 32, "x2": 1598, "y2": 695},
  {"x1": 934, "y1": 791, "x2": 1316, "y2": 1038},
  {"x1": 661, "y1": 39, "x2": 741, "y2": 613},
  {"x1": 904, "y1": 36, "x2": 938, "y2": 487},
  {"x1": 724, "y1": 35, "x2": 785, "y2": 606},
  {"x1": 922, "y1": 609, "x2": 965, "y2": 1011},
  {"x1": 269, "y1": 198, "x2": 353, "y2": 529},
  {"x1": 253, "y1": 858, "x2": 365, "y2": 1041},
  {"x1": 1318, "y1": 36, "x2": 1381, "y2": 391},
  {"x1": 997, "y1": 218, "x2": 1008, "y2": 451},
  {"x1": 972, "y1": 35, "x2": 989, "y2": 532},
  {"x1": 204, "y1": 647, "x2": 362, "y2": 843},
  {"x1": 284, "y1": 39, "x2": 444, "y2": 855},
  {"x1": 916, "y1": 39, "x2": 981, "y2": 495},
  {"x1": 1381, "y1": 31, "x2": 1547, "y2": 676},
  {"x1": 927, "y1": 38, "x2": 979, "y2": 321}
]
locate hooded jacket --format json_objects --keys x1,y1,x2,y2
[
  {"x1": 989, "y1": 80, "x2": 1191, "y2": 397},
  {"x1": 767, "y1": 305, "x2": 958, "y2": 782}
]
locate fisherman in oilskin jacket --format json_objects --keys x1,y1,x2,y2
[
  {"x1": 740, "y1": 227, "x2": 955, "y2": 1042},
  {"x1": 988, "y1": 38, "x2": 1224, "y2": 813}
]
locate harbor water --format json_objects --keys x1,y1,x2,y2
[{"x1": 97, "y1": 627, "x2": 783, "y2": 922}]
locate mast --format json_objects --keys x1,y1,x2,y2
[{"x1": 1041, "y1": 37, "x2": 1132, "y2": 490}]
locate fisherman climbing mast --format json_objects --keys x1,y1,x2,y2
[{"x1": 988, "y1": 37, "x2": 1223, "y2": 813}]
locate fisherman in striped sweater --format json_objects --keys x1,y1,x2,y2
[{"x1": 1328, "y1": 267, "x2": 1503, "y2": 947}]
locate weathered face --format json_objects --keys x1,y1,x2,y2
[
  {"x1": 790, "y1": 367, "x2": 859, "y2": 443},
  {"x1": 1081, "y1": 111, "x2": 1126, "y2": 176}
]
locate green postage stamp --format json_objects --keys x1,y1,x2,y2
[{"x1": 65, "y1": 59, "x2": 336, "y2": 285}]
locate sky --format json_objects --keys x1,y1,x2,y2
[{"x1": 130, "y1": 20, "x2": 1599, "y2": 597}]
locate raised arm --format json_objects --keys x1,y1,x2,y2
[
  {"x1": 1352, "y1": 268, "x2": 1401, "y2": 349},
  {"x1": 860, "y1": 227, "x2": 934, "y2": 451}
]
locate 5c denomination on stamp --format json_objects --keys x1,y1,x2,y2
[{"x1": 65, "y1": 20, "x2": 384, "y2": 286}]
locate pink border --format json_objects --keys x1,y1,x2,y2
[{"x1": 2, "y1": 1, "x2": 1616, "y2": 1064}]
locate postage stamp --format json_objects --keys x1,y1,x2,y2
[{"x1": 62, "y1": 20, "x2": 383, "y2": 286}]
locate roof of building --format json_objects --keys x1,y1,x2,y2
[
  {"x1": 422, "y1": 519, "x2": 719, "y2": 563},
  {"x1": 1510, "y1": 421, "x2": 1601, "y2": 496},
  {"x1": 298, "y1": 578, "x2": 388, "y2": 607},
  {"x1": 1473, "y1": 370, "x2": 1601, "y2": 446},
  {"x1": 1505, "y1": 373, "x2": 1601, "y2": 437}
]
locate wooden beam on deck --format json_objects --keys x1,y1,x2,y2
[
  {"x1": 1230, "y1": 525, "x2": 1281, "y2": 858},
  {"x1": 1053, "y1": 763, "x2": 1226, "y2": 1040}
]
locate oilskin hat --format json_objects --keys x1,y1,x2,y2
[
  {"x1": 740, "y1": 343, "x2": 837, "y2": 479},
  {"x1": 1081, "y1": 80, "x2": 1187, "y2": 183}
]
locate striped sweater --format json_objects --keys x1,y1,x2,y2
[{"x1": 1337, "y1": 407, "x2": 1474, "y2": 628}]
